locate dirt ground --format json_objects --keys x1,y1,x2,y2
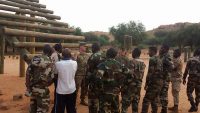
[{"x1": 0, "y1": 54, "x2": 199, "y2": 113}]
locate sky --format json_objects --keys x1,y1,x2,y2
[{"x1": 40, "y1": 0, "x2": 200, "y2": 32}]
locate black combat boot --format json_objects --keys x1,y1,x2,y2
[
  {"x1": 188, "y1": 101, "x2": 197, "y2": 112},
  {"x1": 168, "y1": 105, "x2": 178, "y2": 112}
]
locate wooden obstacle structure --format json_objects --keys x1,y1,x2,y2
[{"x1": 0, "y1": 0, "x2": 86, "y2": 76}]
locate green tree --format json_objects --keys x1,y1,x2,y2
[{"x1": 109, "y1": 21, "x2": 146, "y2": 45}]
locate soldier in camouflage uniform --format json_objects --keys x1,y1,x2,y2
[
  {"x1": 159, "y1": 45, "x2": 174, "y2": 113},
  {"x1": 86, "y1": 43, "x2": 105, "y2": 113},
  {"x1": 183, "y1": 49, "x2": 200, "y2": 112},
  {"x1": 121, "y1": 48, "x2": 146, "y2": 113},
  {"x1": 75, "y1": 42, "x2": 89, "y2": 106},
  {"x1": 96, "y1": 48, "x2": 129, "y2": 113},
  {"x1": 28, "y1": 44, "x2": 55, "y2": 113},
  {"x1": 116, "y1": 47, "x2": 129, "y2": 66},
  {"x1": 141, "y1": 47, "x2": 163, "y2": 113},
  {"x1": 168, "y1": 49, "x2": 183, "y2": 112}
]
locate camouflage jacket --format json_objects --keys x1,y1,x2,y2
[
  {"x1": 145, "y1": 55, "x2": 163, "y2": 87},
  {"x1": 126, "y1": 58, "x2": 146, "y2": 87},
  {"x1": 160, "y1": 53, "x2": 174, "y2": 81},
  {"x1": 171, "y1": 57, "x2": 183, "y2": 78},
  {"x1": 76, "y1": 53, "x2": 89, "y2": 76},
  {"x1": 27, "y1": 54, "x2": 54, "y2": 96},
  {"x1": 86, "y1": 52, "x2": 105, "y2": 98},
  {"x1": 116, "y1": 55, "x2": 129, "y2": 67},
  {"x1": 183, "y1": 56, "x2": 200, "y2": 80},
  {"x1": 96, "y1": 58, "x2": 129, "y2": 95},
  {"x1": 121, "y1": 58, "x2": 145, "y2": 96}
]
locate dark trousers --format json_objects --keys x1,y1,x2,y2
[
  {"x1": 51, "y1": 78, "x2": 58, "y2": 113},
  {"x1": 55, "y1": 91, "x2": 77, "y2": 113}
]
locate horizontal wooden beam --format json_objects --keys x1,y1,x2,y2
[
  {"x1": 0, "y1": 12, "x2": 68, "y2": 27},
  {"x1": 7, "y1": 0, "x2": 46, "y2": 8},
  {"x1": 0, "y1": 20, "x2": 74, "y2": 33},
  {"x1": 3, "y1": 28, "x2": 85, "y2": 41},
  {"x1": 26, "y1": 0, "x2": 39, "y2": 3},
  {"x1": 0, "y1": 5, "x2": 61, "y2": 20},
  {"x1": 13, "y1": 42, "x2": 91, "y2": 48},
  {"x1": 0, "y1": 1, "x2": 53, "y2": 14}
]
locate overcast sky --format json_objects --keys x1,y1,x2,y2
[{"x1": 40, "y1": 0, "x2": 200, "y2": 32}]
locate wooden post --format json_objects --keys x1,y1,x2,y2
[
  {"x1": 0, "y1": 33, "x2": 5, "y2": 74},
  {"x1": 17, "y1": 12, "x2": 26, "y2": 77},
  {"x1": 29, "y1": 14, "x2": 35, "y2": 54}
]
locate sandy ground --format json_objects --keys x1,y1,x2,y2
[{"x1": 0, "y1": 55, "x2": 199, "y2": 113}]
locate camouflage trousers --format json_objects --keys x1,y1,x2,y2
[
  {"x1": 88, "y1": 98, "x2": 99, "y2": 113},
  {"x1": 121, "y1": 86, "x2": 141, "y2": 113},
  {"x1": 75, "y1": 76, "x2": 87, "y2": 101},
  {"x1": 170, "y1": 77, "x2": 182, "y2": 106},
  {"x1": 187, "y1": 77, "x2": 200, "y2": 104},
  {"x1": 29, "y1": 94, "x2": 50, "y2": 113},
  {"x1": 141, "y1": 79, "x2": 163, "y2": 113},
  {"x1": 99, "y1": 94, "x2": 120, "y2": 113},
  {"x1": 160, "y1": 81, "x2": 170, "y2": 110}
]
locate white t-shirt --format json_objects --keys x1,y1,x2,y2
[{"x1": 55, "y1": 59, "x2": 77, "y2": 94}]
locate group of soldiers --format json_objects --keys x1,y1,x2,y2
[
  {"x1": 25, "y1": 41, "x2": 200, "y2": 113},
  {"x1": 80, "y1": 43, "x2": 200, "y2": 113}
]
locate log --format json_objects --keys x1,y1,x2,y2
[
  {"x1": 13, "y1": 42, "x2": 92, "y2": 48},
  {"x1": 3, "y1": 28, "x2": 85, "y2": 41},
  {"x1": 7, "y1": 0, "x2": 46, "y2": 8},
  {"x1": 6, "y1": 36, "x2": 30, "y2": 63},
  {"x1": 0, "y1": 5, "x2": 61, "y2": 20},
  {"x1": 0, "y1": 20, "x2": 74, "y2": 33},
  {"x1": 0, "y1": 1, "x2": 53, "y2": 14},
  {"x1": 0, "y1": 12, "x2": 68, "y2": 27},
  {"x1": 26, "y1": 0, "x2": 39, "y2": 3}
]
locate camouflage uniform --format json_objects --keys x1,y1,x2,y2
[
  {"x1": 28, "y1": 55, "x2": 54, "y2": 113},
  {"x1": 96, "y1": 58, "x2": 129, "y2": 113},
  {"x1": 159, "y1": 53, "x2": 174, "y2": 112},
  {"x1": 116, "y1": 55, "x2": 129, "y2": 66},
  {"x1": 86, "y1": 52, "x2": 105, "y2": 113},
  {"x1": 183, "y1": 56, "x2": 200, "y2": 108},
  {"x1": 141, "y1": 55, "x2": 163, "y2": 113},
  {"x1": 170, "y1": 57, "x2": 183, "y2": 106},
  {"x1": 75, "y1": 52, "x2": 89, "y2": 102},
  {"x1": 121, "y1": 58, "x2": 146, "y2": 113}
]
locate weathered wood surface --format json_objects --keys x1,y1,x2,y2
[
  {"x1": 0, "y1": 12, "x2": 68, "y2": 26},
  {"x1": 0, "y1": 20, "x2": 74, "y2": 33},
  {"x1": 3, "y1": 28, "x2": 85, "y2": 41},
  {"x1": 0, "y1": 1, "x2": 53, "y2": 14},
  {"x1": 0, "y1": 5, "x2": 61, "y2": 20},
  {"x1": 13, "y1": 42, "x2": 92, "y2": 48},
  {"x1": 7, "y1": 0, "x2": 46, "y2": 8},
  {"x1": 26, "y1": 0, "x2": 39, "y2": 3}
]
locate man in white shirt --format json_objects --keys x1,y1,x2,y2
[{"x1": 55, "y1": 48, "x2": 77, "y2": 113}]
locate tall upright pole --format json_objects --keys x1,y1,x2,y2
[
  {"x1": 16, "y1": 12, "x2": 26, "y2": 77},
  {"x1": 0, "y1": 33, "x2": 5, "y2": 74},
  {"x1": 29, "y1": 14, "x2": 35, "y2": 54}
]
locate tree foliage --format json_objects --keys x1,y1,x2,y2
[
  {"x1": 84, "y1": 33, "x2": 109, "y2": 46},
  {"x1": 109, "y1": 21, "x2": 146, "y2": 45},
  {"x1": 143, "y1": 24, "x2": 200, "y2": 49}
]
